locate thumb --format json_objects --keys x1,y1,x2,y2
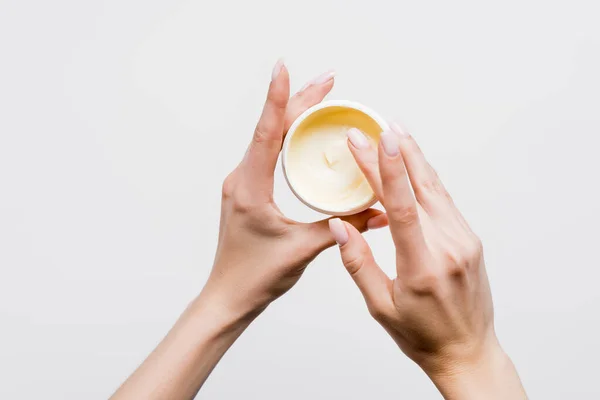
[
  {"x1": 302, "y1": 208, "x2": 385, "y2": 254},
  {"x1": 242, "y1": 59, "x2": 290, "y2": 196},
  {"x1": 328, "y1": 218, "x2": 393, "y2": 314}
]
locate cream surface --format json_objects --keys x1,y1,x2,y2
[{"x1": 285, "y1": 106, "x2": 382, "y2": 213}]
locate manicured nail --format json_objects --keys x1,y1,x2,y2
[
  {"x1": 367, "y1": 214, "x2": 388, "y2": 230},
  {"x1": 301, "y1": 69, "x2": 336, "y2": 90},
  {"x1": 271, "y1": 59, "x2": 285, "y2": 81},
  {"x1": 380, "y1": 129, "x2": 400, "y2": 157},
  {"x1": 389, "y1": 121, "x2": 410, "y2": 138},
  {"x1": 329, "y1": 218, "x2": 349, "y2": 246},
  {"x1": 347, "y1": 128, "x2": 369, "y2": 149}
]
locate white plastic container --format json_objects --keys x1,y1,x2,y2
[{"x1": 281, "y1": 100, "x2": 388, "y2": 216}]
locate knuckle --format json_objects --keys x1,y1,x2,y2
[
  {"x1": 343, "y1": 253, "x2": 365, "y2": 276},
  {"x1": 253, "y1": 122, "x2": 282, "y2": 145},
  {"x1": 221, "y1": 174, "x2": 236, "y2": 199},
  {"x1": 387, "y1": 204, "x2": 419, "y2": 225},
  {"x1": 447, "y1": 262, "x2": 466, "y2": 277},
  {"x1": 410, "y1": 271, "x2": 441, "y2": 295},
  {"x1": 368, "y1": 303, "x2": 388, "y2": 322},
  {"x1": 267, "y1": 90, "x2": 288, "y2": 111},
  {"x1": 222, "y1": 172, "x2": 258, "y2": 213},
  {"x1": 418, "y1": 179, "x2": 442, "y2": 194},
  {"x1": 466, "y1": 236, "x2": 484, "y2": 262},
  {"x1": 413, "y1": 165, "x2": 452, "y2": 200},
  {"x1": 416, "y1": 174, "x2": 445, "y2": 197},
  {"x1": 444, "y1": 237, "x2": 484, "y2": 273},
  {"x1": 253, "y1": 127, "x2": 272, "y2": 144},
  {"x1": 444, "y1": 249, "x2": 467, "y2": 270},
  {"x1": 233, "y1": 199, "x2": 253, "y2": 214},
  {"x1": 231, "y1": 191, "x2": 256, "y2": 214}
]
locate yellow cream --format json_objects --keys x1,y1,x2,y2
[{"x1": 284, "y1": 105, "x2": 382, "y2": 214}]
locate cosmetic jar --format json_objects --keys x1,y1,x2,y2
[{"x1": 281, "y1": 100, "x2": 387, "y2": 216}]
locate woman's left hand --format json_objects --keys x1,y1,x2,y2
[
  {"x1": 111, "y1": 62, "x2": 385, "y2": 400},
  {"x1": 202, "y1": 61, "x2": 384, "y2": 320}
]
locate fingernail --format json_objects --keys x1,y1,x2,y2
[
  {"x1": 380, "y1": 129, "x2": 400, "y2": 157},
  {"x1": 301, "y1": 69, "x2": 335, "y2": 90},
  {"x1": 367, "y1": 214, "x2": 387, "y2": 230},
  {"x1": 347, "y1": 128, "x2": 369, "y2": 149},
  {"x1": 389, "y1": 121, "x2": 410, "y2": 138},
  {"x1": 271, "y1": 59, "x2": 285, "y2": 81},
  {"x1": 328, "y1": 218, "x2": 349, "y2": 246}
]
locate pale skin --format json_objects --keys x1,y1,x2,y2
[
  {"x1": 338, "y1": 125, "x2": 528, "y2": 399},
  {"x1": 110, "y1": 61, "x2": 527, "y2": 400}
]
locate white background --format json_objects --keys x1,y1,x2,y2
[{"x1": 1, "y1": 0, "x2": 599, "y2": 398}]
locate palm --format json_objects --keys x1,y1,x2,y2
[{"x1": 206, "y1": 64, "x2": 382, "y2": 316}]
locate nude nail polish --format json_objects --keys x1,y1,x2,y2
[
  {"x1": 347, "y1": 128, "x2": 369, "y2": 149},
  {"x1": 380, "y1": 130, "x2": 400, "y2": 157},
  {"x1": 272, "y1": 59, "x2": 284, "y2": 81},
  {"x1": 328, "y1": 218, "x2": 349, "y2": 245},
  {"x1": 301, "y1": 70, "x2": 335, "y2": 90},
  {"x1": 389, "y1": 121, "x2": 409, "y2": 138}
]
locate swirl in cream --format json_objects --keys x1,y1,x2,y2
[{"x1": 285, "y1": 106, "x2": 381, "y2": 213}]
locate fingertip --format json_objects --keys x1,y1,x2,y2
[
  {"x1": 379, "y1": 129, "x2": 401, "y2": 158},
  {"x1": 389, "y1": 121, "x2": 410, "y2": 138},
  {"x1": 319, "y1": 74, "x2": 335, "y2": 93},
  {"x1": 279, "y1": 62, "x2": 290, "y2": 83},
  {"x1": 271, "y1": 58, "x2": 286, "y2": 81},
  {"x1": 300, "y1": 69, "x2": 336, "y2": 91},
  {"x1": 304, "y1": 76, "x2": 334, "y2": 101},
  {"x1": 295, "y1": 73, "x2": 334, "y2": 104},
  {"x1": 328, "y1": 218, "x2": 349, "y2": 246},
  {"x1": 347, "y1": 128, "x2": 370, "y2": 150},
  {"x1": 284, "y1": 77, "x2": 334, "y2": 132},
  {"x1": 269, "y1": 59, "x2": 290, "y2": 103},
  {"x1": 366, "y1": 213, "x2": 389, "y2": 230},
  {"x1": 342, "y1": 208, "x2": 383, "y2": 233},
  {"x1": 377, "y1": 129, "x2": 409, "y2": 186}
]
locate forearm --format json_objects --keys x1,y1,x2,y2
[
  {"x1": 110, "y1": 290, "x2": 256, "y2": 400},
  {"x1": 427, "y1": 344, "x2": 527, "y2": 400}
]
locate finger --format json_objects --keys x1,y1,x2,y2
[
  {"x1": 389, "y1": 122, "x2": 454, "y2": 218},
  {"x1": 378, "y1": 129, "x2": 427, "y2": 263},
  {"x1": 346, "y1": 128, "x2": 383, "y2": 201},
  {"x1": 301, "y1": 208, "x2": 386, "y2": 253},
  {"x1": 242, "y1": 59, "x2": 290, "y2": 195},
  {"x1": 329, "y1": 218, "x2": 394, "y2": 315},
  {"x1": 366, "y1": 213, "x2": 389, "y2": 230},
  {"x1": 300, "y1": 69, "x2": 336, "y2": 92},
  {"x1": 284, "y1": 70, "x2": 335, "y2": 133}
]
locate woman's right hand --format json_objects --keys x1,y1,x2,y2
[{"x1": 330, "y1": 124, "x2": 527, "y2": 399}]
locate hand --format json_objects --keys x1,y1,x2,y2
[
  {"x1": 330, "y1": 125, "x2": 527, "y2": 399},
  {"x1": 200, "y1": 61, "x2": 383, "y2": 322},
  {"x1": 111, "y1": 63, "x2": 385, "y2": 400}
]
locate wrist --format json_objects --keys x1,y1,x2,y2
[
  {"x1": 200, "y1": 268, "x2": 274, "y2": 325},
  {"x1": 123, "y1": 288, "x2": 259, "y2": 399},
  {"x1": 188, "y1": 287, "x2": 263, "y2": 337},
  {"x1": 424, "y1": 339, "x2": 527, "y2": 400}
]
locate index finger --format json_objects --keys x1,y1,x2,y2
[
  {"x1": 346, "y1": 128, "x2": 384, "y2": 201},
  {"x1": 378, "y1": 129, "x2": 427, "y2": 266}
]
